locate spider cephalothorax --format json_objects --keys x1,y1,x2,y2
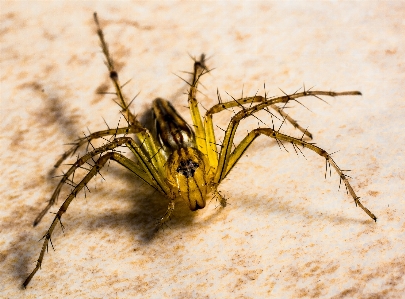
[
  {"x1": 167, "y1": 147, "x2": 211, "y2": 211},
  {"x1": 23, "y1": 12, "x2": 376, "y2": 287}
]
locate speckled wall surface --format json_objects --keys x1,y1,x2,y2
[{"x1": 1, "y1": 1, "x2": 404, "y2": 298}]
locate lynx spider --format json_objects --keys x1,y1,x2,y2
[{"x1": 23, "y1": 13, "x2": 377, "y2": 287}]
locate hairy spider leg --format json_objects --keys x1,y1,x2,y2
[
  {"x1": 231, "y1": 127, "x2": 377, "y2": 221},
  {"x1": 270, "y1": 103, "x2": 313, "y2": 139},
  {"x1": 24, "y1": 151, "x2": 152, "y2": 288},
  {"x1": 35, "y1": 127, "x2": 141, "y2": 225},
  {"x1": 34, "y1": 15, "x2": 165, "y2": 226},
  {"x1": 40, "y1": 135, "x2": 169, "y2": 227},
  {"x1": 94, "y1": 13, "x2": 166, "y2": 176},
  {"x1": 54, "y1": 126, "x2": 141, "y2": 169},
  {"x1": 24, "y1": 136, "x2": 174, "y2": 287},
  {"x1": 206, "y1": 90, "x2": 376, "y2": 221},
  {"x1": 186, "y1": 54, "x2": 210, "y2": 158},
  {"x1": 181, "y1": 56, "x2": 229, "y2": 207},
  {"x1": 203, "y1": 93, "x2": 315, "y2": 164},
  {"x1": 209, "y1": 90, "x2": 360, "y2": 183}
]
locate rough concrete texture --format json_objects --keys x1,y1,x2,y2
[{"x1": 1, "y1": 1, "x2": 404, "y2": 298}]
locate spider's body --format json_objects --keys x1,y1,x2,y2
[
  {"x1": 153, "y1": 97, "x2": 213, "y2": 211},
  {"x1": 23, "y1": 13, "x2": 377, "y2": 287}
]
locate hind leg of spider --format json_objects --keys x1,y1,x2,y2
[
  {"x1": 94, "y1": 13, "x2": 140, "y2": 128},
  {"x1": 23, "y1": 150, "x2": 159, "y2": 288},
  {"x1": 224, "y1": 127, "x2": 377, "y2": 221}
]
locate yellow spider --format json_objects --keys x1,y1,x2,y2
[{"x1": 23, "y1": 13, "x2": 377, "y2": 287}]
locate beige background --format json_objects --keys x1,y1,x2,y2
[{"x1": 1, "y1": 1, "x2": 404, "y2": 298}]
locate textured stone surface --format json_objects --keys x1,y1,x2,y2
[{"x1": 1, "y1": 1, "x2": 404, "y2": 298}]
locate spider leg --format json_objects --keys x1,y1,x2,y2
[
  {"x1": 54, "y1": 126, "x2": 141, "y2": 169},
  {"x1": 157, "y1": 200, "x2": 176, "y2": 228},
  {"x1": 223, "y1": 127, "x2": 377, "y2": 221},
  {"x1": 94, "y1": 13, "x2": 137, "y2": 126},
  {"x1": 270, "y1": 104, "x2": 313, "y2": 139},
  {"x1": 186, "y1": 54, "x2": 210, "y2": 157},
  {"x1": 36, "y1": 15, "x2": 169, "y2": 226},
  {"x1": 204, "y1": 93, "x2": 313, "y2": 156},
  {"x1": 34, "y1": 137, "x2": 169, "y2": 226},
  {"x1": 213, "y1": 190, "x2": 227, "y2": 207},
  {"x1": 211, "y1": 90, "x2": 361, "y2": 183},
  {"x1": 23, "y1": 150, "x2": 159, "y2": 287},
  {"x1": 205, "y1": 95, "x2": 268, "y2": 172},
  {"x1": 94, "y1": 13, "x2": 166, "y2": 176}
]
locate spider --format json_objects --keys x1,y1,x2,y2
[{"x1": 23, "y1": 13, "x2": 377, "y2": 287}]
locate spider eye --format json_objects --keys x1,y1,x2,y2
[{"x1": 176, "y1": 159, "x2": 199, "y2": 178}]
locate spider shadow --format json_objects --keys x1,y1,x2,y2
[
  {"x1": 32, "y1": 86, "x2": 83, "y2": 144},
  {"x1": 248, "y1": 192, "x2": 374, "y2": 225},
  {"x1": 8, "y1": 87, "x2": 93, "y2": 287}
]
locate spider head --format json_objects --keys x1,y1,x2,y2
[{"x1": 166, "y1": 147, "x2": 211, "y2": 211}]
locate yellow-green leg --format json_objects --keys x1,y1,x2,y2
[
  {"x1": 225, "y1": 127, "x2": 377, "y2": 221},
  {"x1": 54, "y1": 126, "x2": 142, "y2": 168},
  {"x1": 204, "y1": 93, "x2": 314, "y2": 151},
  {"x1": 24, "y1": 149, "x2": 165, "y2": 288},
  {"x1": 186, "y1": 54, "x2": 210, "y2": 157},
  {"x1": 212, "y1": 90, "x2": 361, "y2": 183},
  {"x1": 94, "y1": 13, "x2": 167, "y2": 178},
  {"x1": 34, "y1": 136, "x2": 167, "y2": 226}
]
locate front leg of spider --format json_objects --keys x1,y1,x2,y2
[{"x1": 207, "y1": 90, "x2": 377, "y2": 221}]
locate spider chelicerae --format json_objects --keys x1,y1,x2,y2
[{"x1": 23, "y1": 13, "x2": 377, "y2": 287}]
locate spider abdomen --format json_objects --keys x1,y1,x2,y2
[{"x1": 152, "y1": 98, "x2": 195, "y2": 152}]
